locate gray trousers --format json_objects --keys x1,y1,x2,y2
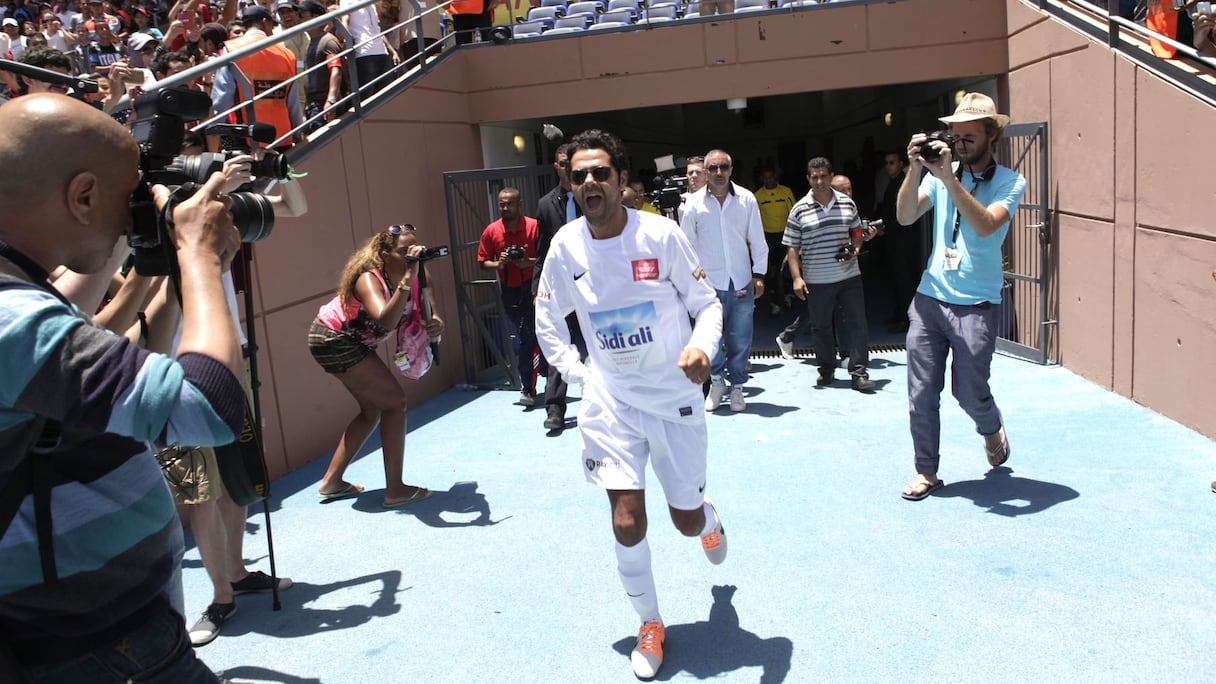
[{"x1": 906, "y1": 292, "x2": 1003, "y2": 475}]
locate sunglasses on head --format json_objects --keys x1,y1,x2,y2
[
  {"x1": 570, "y1": 166, "x2": 613, "y2": 185},
  {"x1": 706, "y1": 163, "x2": 731, "y2": 173},
  {"x1": 388, "y1": 224, "x2": 416, "y2": 236}
]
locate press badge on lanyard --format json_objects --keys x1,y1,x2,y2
[{"x1": 943, "y1": 247, "x2": 961, "y2": 271}]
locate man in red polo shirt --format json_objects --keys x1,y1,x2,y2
[{"x1": 478, "y1": 187, "x2": 541, "y2": 406}]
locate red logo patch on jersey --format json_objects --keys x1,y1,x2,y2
[{"x1": 632, "y1": 259, "x2": 659, "y2": 281}]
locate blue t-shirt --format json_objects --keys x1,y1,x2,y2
[{"x1": 917, "y1": 163, "x2": 1026, "y2": 305}]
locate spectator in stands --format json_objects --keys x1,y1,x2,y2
[
  {"x1": 210, "y1": 5, "x2": 302, "y2": 150},
  {"x1": 87, "y1": 19, "x2": 123, "y2": 69},
  {"x1": 14, "y1": 45, "x2": 71, "y2": 93},
  {"x1": 1193, "y1": 4, "x2": 1216, "y2": 57},
  {"x1": 700, "y1": 0, "x2": 733, "y2": 16},
  {"x1": 2, "y1": 16, "x2": 28, "y2": 58},
  {"x1": 301, "y1": 0, "x2": 344, "y2": 120},
  {"x1": 478, "y1": 187, "x2": 542, "y2": 407},
  {"x1": 57, "y1": 0, "x2": 85, "y2": 31},
  {"x1": 126, "y1": 30, "x2": 159, "y2": 66},
  {"x1": 447, "y1": 0, "x2": 491, "y2": 45},
  {"x1": 40, "y1": 11, "x2": 73, "y2": 50},
  {"x1": 64, "y1": 20, "x2": 91, "y2": 72},
  {"x1": 274, "y1": 0, "x2": 308, "y2": 65},
  {"x1": 197, "y1": 20, "x2": 228, "y2": 56},
  {"x1": 274, "y1": 0, "x2": 309, "y2": 111},
  {"x1": 130, "y1": 5, "x2": 162, "y2": 37},
  {"x1": 341, "y1": 0, "x2": 399, "y2": 95},
  {"x1": 150, "y1": 47, "x2": 193, "y2": 79}
]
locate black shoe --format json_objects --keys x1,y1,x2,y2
[
  {"x1": 188, "y1": 601, "x2": 236, "y2": 647},
  {"x1": 851, "y1": 374, "x2": 876, "y2": 392},
  {"x1": 544, "y1": 411, "x2": 565, "y2": 431},
  {"x1": 231, "y1": 570, "x2": 293, "y2": 595},
  {"x1": 816, "y1": 371, "x2": 835, "y2": 387}
]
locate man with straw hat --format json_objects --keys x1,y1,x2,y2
[{"x1": 894, "y1": 92, "x2": 1027, "y2": 502}]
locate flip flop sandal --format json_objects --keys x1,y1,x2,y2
[
  {"x1": 986, "y1": 427, "x2": 1010, "y2": 468},
  {"x1": 901, "y1": 479, "x2": 945, "y2": 501}
]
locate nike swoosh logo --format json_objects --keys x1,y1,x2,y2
[
  {"x1": 574, "y1": 271, "x2": 587, "y2": 280},
  {"x1": 627, "y1": 592, "x2": 645, "y2": 597}
]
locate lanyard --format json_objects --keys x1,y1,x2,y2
[{"x1": 949, "y1": 164, "x2": 995, "y2": 248}]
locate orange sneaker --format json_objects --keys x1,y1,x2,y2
[
  {"x1": 630, "y1": 620, "x2": 665, "y2": 680},
  {"x1": 700, "y1": 501, "x2": 727, "y2": 565}
]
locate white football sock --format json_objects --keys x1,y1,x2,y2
[
  {"x1": 616, "y1": 538, "x2": 660, "y2": 623},
  {"x1": 699, "y1": 499, "x2": 719, "y2": 537}
]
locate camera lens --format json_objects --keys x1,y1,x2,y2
[
  {"x1": 250, "y1": 153, "x2": 290, "y2": 180},
  {"x1": 228, "y1": 191, "x2": 275, "y2": 243},
  {"x1": 167, "y1": 152, "x2": 226, "y2": 184}
]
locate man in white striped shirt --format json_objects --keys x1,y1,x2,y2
[{"x1": 783, "y1": 157, "x2": 875, "y2": 392}]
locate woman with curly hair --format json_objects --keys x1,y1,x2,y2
[{"x1": 308, "y1": 224, "x2": 443, "y2": 507}]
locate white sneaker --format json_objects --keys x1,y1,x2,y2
[
  {"x1": 728, "y1": 385, "x2": 745, "y2": 412},
  {"x1": 775, "y1": 335, "x2": 794, "y2": 360},
  {"x1": 631, "y1": 620, "x2": 665, "y2": 679},
  {"x1": 704, "y1": 377, "x2": 726, "y2": 411}
]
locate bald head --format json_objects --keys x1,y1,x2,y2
[{"x1": 0, "y1": 94, "x2": 138, "y2": 206}]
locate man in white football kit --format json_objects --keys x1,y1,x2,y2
[{"x1": 534, "y1": 129, "x2": 726, "y2": 681}]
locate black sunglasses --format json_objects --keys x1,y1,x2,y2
[
  {"x1": 570, "y1": 166, "x2": 613, "y2": 185},
  {"x1": 556, "y1": 159, "x2": 568, "y2": 168},
  {"x1": 706, "y1": 163, "x2": 732, "y2": 173},
  {"x1": 388, "y1": 224, "x2": 416, "y2": 235}
]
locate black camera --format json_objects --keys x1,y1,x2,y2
[
  {"x1": 127, "y1": 88, "x2": 277, "y2": 276},
  {"x1": 917, "y1": 130, "x2": 958, "y2": 163},
  {"x1": 649, "y1": 173, "x2": 689, "y2": 212},
  {"x1": 407, "y1": 245, "x2": 451, "y2": 263},
  {"x1": 504, "y1": 245, "x2": 527, "y2": 261}
]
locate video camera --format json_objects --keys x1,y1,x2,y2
[
  {"x1": 649, "y1": 173, "x2": 689, "y2": 212},
  {"x1": 917, "y1": 130, "x2": 958, "y2": 163},
  {"x1": 127, "y1": 87, "x2": 279, "y2": 276},
  {"x1": 408, "y1": 246, "x2": 451, "y2": 263}
]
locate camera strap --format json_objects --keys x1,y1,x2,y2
[{"x1": 949, "y1": 162, "x2": 996, "y2": 248}]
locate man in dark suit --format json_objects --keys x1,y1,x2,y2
[{"x1": 533, "y1": 143, "x2": 585, "y2": 432}]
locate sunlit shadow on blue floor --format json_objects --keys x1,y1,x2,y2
[{"x1": 185, "y1": 350, "x2": 1216, "y2": 683}]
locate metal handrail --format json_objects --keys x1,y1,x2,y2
[
  {"x1": 118, "y1": 0, "x2": 451, "y2": 151},
  {"x1": 1038, "y1": 0, "x2": 1216, "y2": 104}
]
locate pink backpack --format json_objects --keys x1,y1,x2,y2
[{"x1": 393, "y1": 284, "x2": 433, "y2": 380}]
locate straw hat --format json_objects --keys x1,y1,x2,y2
[{"x1": 939, "y1": 92, "x2": 1010, "y2": 128}]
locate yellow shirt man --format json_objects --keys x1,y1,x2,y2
[{"x1": 754, "y1": 181, "x2": 796, "y2": 234}]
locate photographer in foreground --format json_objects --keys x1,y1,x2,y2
[
  {"x1": 308, "y1": 224, "x2": 444, "y2": 508},
  {"x1": 0, "y1": 94, "x2": 245, "y2": 682},
  {"x1": 895, "y1": 92, "x2": 1027, "y2": 502}
]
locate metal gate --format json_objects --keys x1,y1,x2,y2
[
  {"x1": 443, "y1": 165, "x2": 557, "y2": 388},
  {"x1": 996, "y1": 122, "x2": 1055, "y2": 364}
]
